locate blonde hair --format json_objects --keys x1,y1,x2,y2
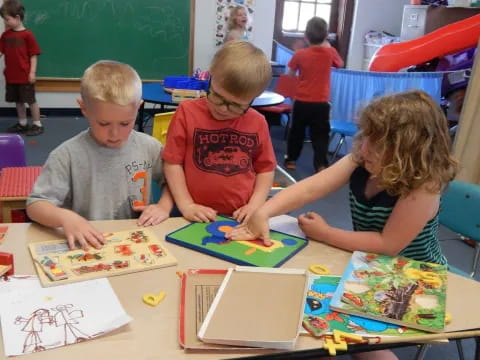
[
  {"x1": 352, "y1": 90, "x2": 458, "y2": 197},
  {"x1": 80, "y1": 60, "x2": 141, "y2": 106},
  {"x1": 227, "y1": 6, "x2": 246, "y2": 31},
  {"x1": 210, "y1": 40, "x2": 271, "y2": 99}
]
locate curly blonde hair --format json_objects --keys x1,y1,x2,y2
[
  {"x1": 227, "y1": 6, "x2": 246, "y2": 31},
  {"x1": 352, "y1": 90, "x2": 458, "y2": 197}
]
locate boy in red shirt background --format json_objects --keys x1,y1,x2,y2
[
  {"x1": 0, "y1": 0, "x2": 43, "y2": 136},
  {"x1": 162, "y1": 40, "x2": 276, "y2": 223},
  {"x1": 285, "y1": 16, "x2": 343, "y2": 172}
]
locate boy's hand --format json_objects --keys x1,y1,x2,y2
[
  {"x1": 181, "y1": 203, "x2": 217, "y2": 223},
  {"x1": 226, "y1": 212, "x2": 272, "y2": 246},
  {"x1": 297, "y1": 212, "x2": 329, "y2": 241},
  {"x1": 232, "y1": 203, "x2": 255, "y2": 224},
  {"x1": 60, "y1": 211, "x2": 105, "y2": 250},
  {"x1": 29, "y1": 73, "x2": 36, "y2": 83},
  {"x1": 133, "y1": 204, "x2": 170, "y2": 226}
]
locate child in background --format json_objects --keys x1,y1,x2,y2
[
  {"x1": 27, "y1": 60, "x2": 173, "y2": 250},
  {"x1": 163, "y1": 40, "x2": 276, "y2": 224},
  {"x1": 224, "y1": 6, "x2": 249, "y2": 42},
  {"x1": 0, "y1": 0, "x2": 43, "y2": 136},
  {"x1": 228, "y1": 90, "x2": 457, "y2": 264},
  {"x1": 285, "y1": 16, "x2": 343, "y2": 172}
]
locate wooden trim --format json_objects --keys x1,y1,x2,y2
[
  {"x1": 36, "y1": 79, "x2": 81, "y2": 92},
  {"x1": 189, "y1": 0, "x2": 195, "y2": 76}
]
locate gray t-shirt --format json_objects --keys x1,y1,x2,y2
[{"x1": 27, "y1": 129, "x2": 164, "y2": 220}]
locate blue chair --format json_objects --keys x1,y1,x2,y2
[
  {"x1": 0, "y1": 134, "x2": 26, "y2": 171},
  {"x1": 440, "y1": 180, "x2": 480, "y2": 278},
  {"x1": 329, "y1": 121, "x2": 358, "y2": 162}
]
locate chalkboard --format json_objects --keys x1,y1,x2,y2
[{"x1": 22, "y1": 0, "x2": 192, "y2": 80}]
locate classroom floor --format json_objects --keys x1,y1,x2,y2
[{"x1": 2, "y1": 111, "x2": 478, "y2": 359}]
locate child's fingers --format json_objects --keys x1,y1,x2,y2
[
  {"x1": 132, "y1": 205, "x2": 146, "y2": 212},
  {"x1": 84, "y1": 232, "x2": 103, "y2": 249},
  {"x1": 67, "y1": 234, "x2": 77, "y2": 250}
]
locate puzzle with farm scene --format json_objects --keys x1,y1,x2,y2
[{"x1": 330, "y1": 251, "x2": 447, "y2": 333}]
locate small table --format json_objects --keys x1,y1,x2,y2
[
  {"x1": 137, "y1": 83, "x2": 285, "y2": 132},
  {"x1": 0, "y1": 167, "x2": 42, "y2": 223}
]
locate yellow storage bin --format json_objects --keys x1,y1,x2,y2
[{"x1": 152, "y1": 111, "x2": 175, "y2": 144}]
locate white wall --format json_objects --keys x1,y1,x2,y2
[
  {"x1": 0, "y1": 0, "x2": 275, "y2": 109},
  {"x1": 347, "y1": 0, "x2": 410, "y2": 70}
]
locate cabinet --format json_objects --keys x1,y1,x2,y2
[{"x1": 401, "y1": 5, "x2": 480, "y2": 41}]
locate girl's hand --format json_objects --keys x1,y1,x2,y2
[
  {"x1": 226, "y1": 212, "x2": 272, "y2": 246},
  {"x1": 134, "y1": 204, "x2": 170, "y2": 226},
  {"x1": 297, "y1": 212, "x2": 330, "y2": 242}
]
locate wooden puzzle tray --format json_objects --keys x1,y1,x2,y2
[{"x1": 29, "y1": 228, "x2": 177, "y2": 287}]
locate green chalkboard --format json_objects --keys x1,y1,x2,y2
[{"x1": 22, "y1": 0, "x2": 192, "y2": 80}]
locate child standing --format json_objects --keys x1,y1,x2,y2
[
  {"x1": 0, "y1": 0, "x2": 43, "y2": 136},
  {"x1": 27, "y1": 60, "x2": 173, "y2": 250},
  {"x1": 163, "y1": 40, "x2": 276, "y2": 224},
  {"x1": 285, "y1": 16, "x2": 343, "y2": 172},
  {"x1": 224, "y1": 6, "x2": 249, "y2": 43},
  {"x1": 228, "y1": 90, "x2": 458, "y2": 266}
]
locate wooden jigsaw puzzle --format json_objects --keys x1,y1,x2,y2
[
  {"x1": 29, "y1": 228, "x2": 177, "y2": 287},
  {"x1": 166, "y1": 216, "x2": 308, "y2": 267},
  {"x1": 330, "y1": 251, "x2": 448, "y2": 333}
]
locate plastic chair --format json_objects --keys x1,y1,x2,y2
[
  {"x1": 0, "y1": 134, "x2": 26, "y2": 171},
  {"x1": 440, "y1": 180, "x2": 480, "y2": 278},
  {"x1": 329, "y1": 121, "x2": 359, "y2": 162},
  {"x1": 152, "y1": 111, "x2": 175, "y2": 145},
  {"x1": 257, "y1": 74, "x2": 298, "y2": 139}
]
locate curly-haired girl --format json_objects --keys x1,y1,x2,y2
[{"x1": 228, "y1": 90, "x2": 458, "y2": 265}]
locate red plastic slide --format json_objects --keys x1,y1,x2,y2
[{"x1": 369, "y1": 14, "x2": 480, "y2": 72}]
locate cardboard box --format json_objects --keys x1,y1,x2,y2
[{"x1": 198, "y1": 266, "x2": 308, "y2": 350}]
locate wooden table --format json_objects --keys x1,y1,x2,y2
[
  {"x1": 0, "y1": 167, "x2": 42, "y2": 223},
  {"x1": 1, "y1": 218, "x2": 480, "y2": 359}
]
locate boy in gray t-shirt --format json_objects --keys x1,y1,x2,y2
[{"x1": 27, "y1": 60, "x2": 173, "y2": 250}]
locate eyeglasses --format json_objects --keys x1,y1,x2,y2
[{"x1": 207, "y1": 80, "x2": 251, "y2": 115}]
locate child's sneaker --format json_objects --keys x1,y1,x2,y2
[
  {"x1": 26, "y1": 124, "x2": 44, "y2": 136},
  {"x1": 6, "y1": 123, "x2": 28, "y2": 133},
  {"x1": 284, "y1": 160, "x2": 296, "y2": 170}
]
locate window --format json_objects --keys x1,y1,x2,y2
[{"x1": 282, "y1": 0, "x2": 332, "y2": 33}]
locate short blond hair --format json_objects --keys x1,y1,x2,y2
[
  {"x1": 80, "y1": 60, "x2": 141, "y2": 106},
  {"x1": 352, "y1": 90, "x2": 458, "y2": 197},
  {"x1": 210, "y1": 40, "x2": 271, "y2": 99}
]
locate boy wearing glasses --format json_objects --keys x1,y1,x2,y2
[{"x1": 162, "y1": 40, "x2": 276, "y2": 223}]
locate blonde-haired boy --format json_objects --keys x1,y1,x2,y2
[
  {"x1": 163, "y1": 40, "x2": 276, "y2": 223},
  {"x1": 27, "y1": 60, "x2": 173, "y2": 250}
]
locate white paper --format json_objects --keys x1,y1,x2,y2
[
  {"x1": 0, "y1": 276, "x2": 132, "y2": 357},
  {"x1": 269, "y1": 214, "x2": 306, "y2": 238}
]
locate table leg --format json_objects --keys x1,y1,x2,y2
[
  {"x1": 137, "y1": 101, "x2": 146, "y2": 132},
  {"x1": 1, "y1": 202, "x2": 13, "y2": 223},
  {"x1": 475, "y1": 336, "x2": 480, "y2": 360}
]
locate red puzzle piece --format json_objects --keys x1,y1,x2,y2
[{"x1": 0, "y1": 251, "x2": 14, "y2": 276}]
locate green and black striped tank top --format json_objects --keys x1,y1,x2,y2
[{"x1": 349, "y1": 167, "x2": 447, "y2": 265}]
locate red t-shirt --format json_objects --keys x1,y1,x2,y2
[
  {"x1": 162, "y1": 98, "x2": 277, "y2": 216},
  {"x1": 0, "y1": 29, "x2": 41, "y2": 84},
  {"x1": 288, "y1": 46, "x2": 343, "y2": 102}
]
